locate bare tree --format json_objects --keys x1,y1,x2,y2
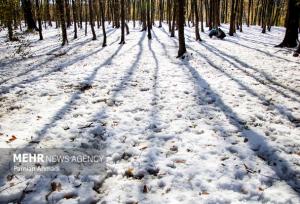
[
  {"x1": 89, "y1": 0, "x2": 97, "y2": 40},
  {"x1": 21, "y1": 0, "x2": 37, "y2": 30},
  {"x1": 120, "y1": 0, "x2": 125, "y2": 44},
  {"x1": 276, "y1": 0, "x2": 299, "y2": 48},
  {"x1": 99, "y1": 0, "x2": 107, "y2": 47},
  {"x1": 35, "y1": 0, "x2": 43, "y2": 40},
  {"x1": 194, "y1": 0, "x2": 202, "y2": 41},
  {"x1": 57, "y1": 0, "x2": 68, "y2": 46},
  {"x1": 177, "y1": 0, "x2": 187, "y2": 58}
]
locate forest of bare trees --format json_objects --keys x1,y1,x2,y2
[
  {"x1": 0, "y1": 0, "x2": 299, "y2": 56},
  {"x1": 1, "y1": 1, "x2": 300, "y2": 203}
]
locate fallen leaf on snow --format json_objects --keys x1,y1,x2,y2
[
  {"x1": 125, "y1": 168, "x2": 134, "y2": 178},
  {"x1": 51, "y1": 182, "x2": 62, "y2": 192},
  {"x1": 200, "y1": 191, "x2": 209, "y2": 195},
  {"x1": 258, "y1": 187, "x2": 264, "y2": 191},
  {"x1": 139, "y1": 143, "x2": 148, "y2": 150},
  {"x1": 64, "y1": 193, "x2": 78, "y2": 199},
  {"x1": 6, "y1": 135, "x2": 17, "y2": 143},
  {"x1": 174, "y1": 159, "x2": 186, "y2": 163},
  {"x1": 142, "y1": 185, "x2": 148, "y2": 193}
]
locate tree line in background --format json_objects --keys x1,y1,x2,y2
[{"x1": 0, "y1": 0, "x2": 299, "y2": 57}]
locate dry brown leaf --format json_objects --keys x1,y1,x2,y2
[
  {"x1": 139, "y1": 143, "x2": 148, "y2": 150},
  {"x1": 51, "y1": 182, "x2": 62, "y2": 192},
  {"x1": 241, "y1": 188, "x2": 248, "y2": 194},
  {"x1": 142, "y1": 185, "x2": 148, "y2": 193},
  {"x1": 174, "y1": 159, "x2": 186, "y2": 163},
  {"x1": 64, "y1": 193, "x2": 77, "y2": 199},
  {"x1": 125, "y1": 168, "x2": 134, "y2": 178},
  {"x1": 6, "y1": 135, "x2": 17, "y2": 143},
  {"x1": 6, "y1": 175, "x2": 13, "y2": 181},
  {"x1": 258, "y1": 187, "x2": 264, "y2": 191}
]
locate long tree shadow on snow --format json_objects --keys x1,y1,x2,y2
[
  {"x1": 0, "y1": 35, "x2": 120, "y2": 95},
  {"x1": 1, "y1": 31, "x2": 146, "y2": 153},
  {"x1": 184, "y1": 39, "x2": 300, "y2": 124},
  {"x1": 199, "y1": 40, "x2": 300, "y2": 99},
  {"x1": 225, "y1": 38, "x2": 296, "y2": 63},
  {"x1": 91, "y1": 30, "x2": 147, "y2": 194},
  {"x1": 156, "y1": 27, "x2": 300, "y2": 194},
  {"x1": 0, "y1": 29, "x2": 118, "y2": 90},
  {"x1": 0, "y1": 28, "x2": 117, "y2": 71},
  {"x1": 181, "y1": 59, "x2": 300, "y2": 193},
  {"x1": 0, "y1": 42, "x2": 123, "y2": 187},
  {"x1": 0, "y1": 31, "x2": 148, "y2": 203},
  {"x1": 136, "y1": 37, "x2": 162, "y2": 202},
  {"x1": 180, "y1": 57, "x2": 300, "y2": 194}
]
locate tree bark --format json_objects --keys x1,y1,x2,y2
[
  {"x1": 229, "y1": 0, "x2": 236, "y2": 36},
  {"x1": 99, "y1": 0, "x2": 107, "y2": 46},
  {"x1": 159, "y1": 0, "x2": 163, "y2": 27},
  {"x1": 177, "y1": 0, "x2": 187, "y2": 58},
  {"x1": 72, "y1": 0, "x2": 78, "y2": 39},
  {"x1": 35, "y1": 0, "x2": 43, "y2": 40},
  {"x1": 276, "y1": 0, "x2": 299, "y2": 47},
  {"x1": 194, "y1": 0, "x2": 201, "y2": 41},
  {"x1": 45, "y1": 0, "x2": 52, "y2": 26},
  {"x1": 147, "y1": 0, "x2": 152, "y2": 39},
  {"x1": 170, "y1": 1, "x2": 176, "y2": 37},
  {"x1": 57, "y1": 0, "x2": 68, "y2": 46},
  {"x1": 65, "y1": 0, "x2": 71, "y2": 27},
  {"x1": 200, "y1": 0, "x2": 204, "y2": 32},
  {"x1": 21, "y1": 0, "x2": 37, "y2": 30},
  {"x1": 89, "y1": 0, "x2": 97, "y2": 40},
  {"x1": 120, "y1": 0, "x2": 125, "y2": 44}
]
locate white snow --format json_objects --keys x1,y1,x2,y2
[{"x1": 0, "y1": 22, "x2": 299, "y2": 203}]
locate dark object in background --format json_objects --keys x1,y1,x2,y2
[
  {"x1": 208, "y1": 29, "x2": 218, "y2": 38},
  {"x1": 209, "y1": 28, "x2": 226, "y2": 39},
  {"x1": 217, "y1": 28, "x2": 226, "y2": 39}
]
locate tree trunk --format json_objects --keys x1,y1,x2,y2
[
  {"x1": 120, "y1": 0, "x2": 125, "y2": 44},
  {"x1": 85, "y1": 0, "x2": 88, "y2": 35},
  {"x1": 133, "y1": 0, "x2": 136, "y2": 28},
  {"x1": 89, "y1": 0, "x2": 97, "y2": 40},
  {"x1": 45, "y1": 0, "x2": 52, "y2": 26},
  {"x1": 247, "y1": 0, "x2": 251, "y2": 26},
  {"x1": 239, "y1": 0, "x2": 243, "y2": 32},
  {"x1": 159, "y1": 0, "x2": 163, "y2": 27},
  {"x1": 194, "y1": 0, "x2": 201, "y2": 41},
  {"x1": 171, "y1": 1, "x2": 176, "y2": 37},
  {"x1": 6, "y1": 0, "x2": 16, "y2": 41},
  {"x1": 72, "y1": 0, "x2": 78, "y2": 39},
  {"x1": 99, "y1": 0, "x2": 107, "y2": 46},
  {"x1": 21, "y1": 0, "x2": 37, "y2": 30},
  {"x1": 168, "y1": 0, "x2": 172, "y2": 32},
  {"x1": 35, "y1": 0, "x2": 43, "y2": 40},
  {"x1": 200, "y1": 0, "x2": 204, "y2": 32},
  {"x1": 276, "y1": 0, "x2": 299, "y2": 47},
  {"x1": 57, "y1": 0, "x2": 68, "y2": 46},
  {"x1": 65, "y1": 0, "x2": 71, "y2": 27},
  {"x1": 147, "y1": 0, "x2": 152, "y2": 39},
  {"x1": 229, "y1": 0, "x2": 236, "y2": 36},
  {"x1": 177, "y1": 0, "x2": 187, "y2": 58}
]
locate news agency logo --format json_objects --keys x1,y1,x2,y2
[
  {"x1": 0, "y1": 148, "x2": 107, "y2": 176},
  {"x1": 13, "y1": 153, "x2": 105, "y2": 163},
  {"x1": 13, "y1": 153, "x2": 44, "y2": 163}
]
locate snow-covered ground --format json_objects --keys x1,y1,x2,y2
[{"x1": 0, "y1": 22, "x2": 299, "y2": 203}]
